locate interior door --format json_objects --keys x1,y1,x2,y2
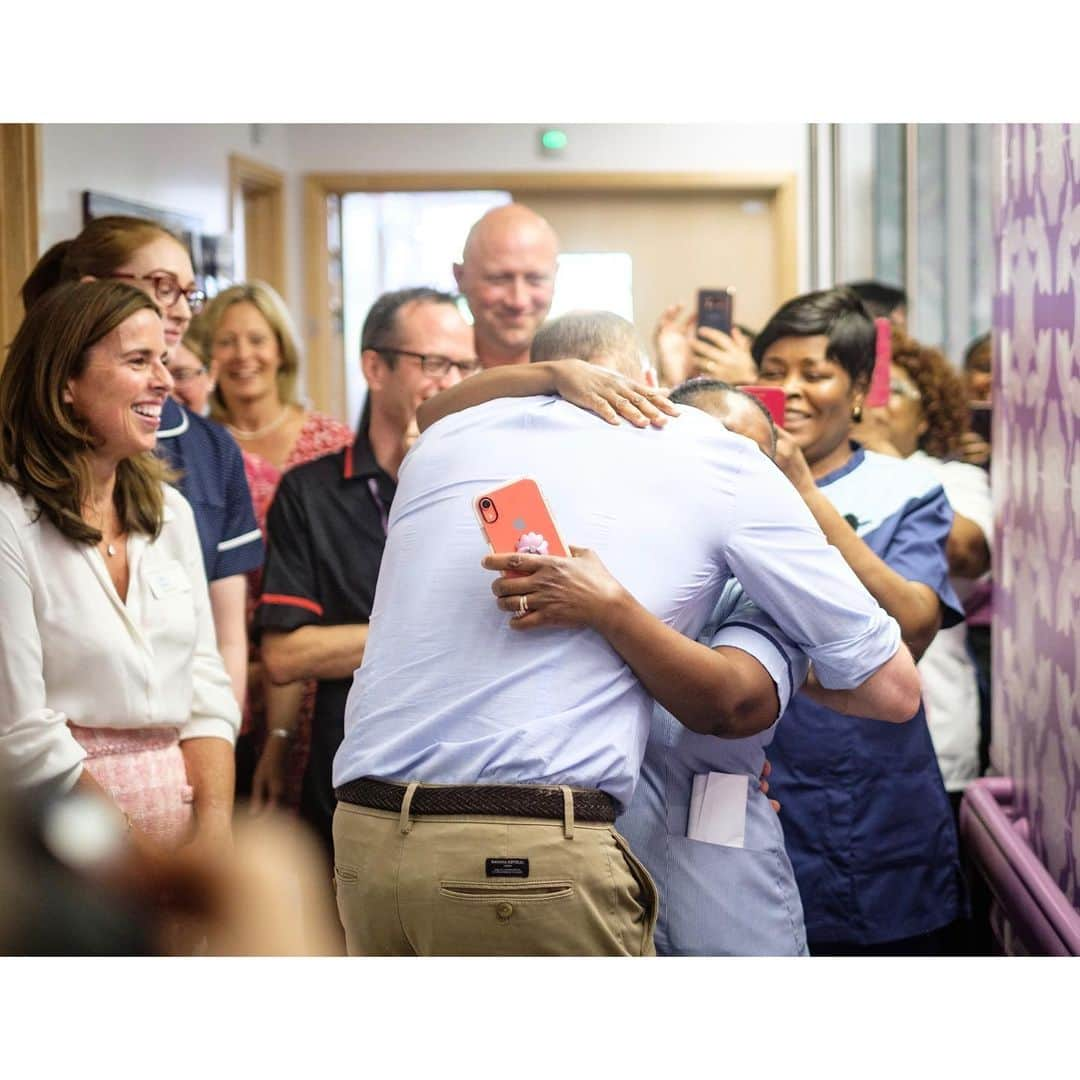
[{"x1": 509, "y1": 188, "x2": 784, "y2": 342}]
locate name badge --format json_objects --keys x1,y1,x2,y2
[{"x1": 148, "y1": 561, "x2": 191, "y2": 599}]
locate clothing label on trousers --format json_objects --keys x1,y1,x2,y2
[{"x1": 486, "y1": 858, "x2": 529, "y2": 877}]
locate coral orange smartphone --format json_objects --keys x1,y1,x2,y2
[
  {"x1": 697, "y1": 288, "x2": 735, "y2": 337},
  {"x1": 740, "y1": 386, "x2": 786, "y2": 428},
  {"x1": 475, "y1": 478, "x2": 568, "y2": 576},
  {"x1": 866, "y1": 317, "x2": 892, "y2": 408}
]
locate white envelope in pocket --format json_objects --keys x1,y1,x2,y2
[{"x1": 687, "y1": 771, "x2": 747, "y2": 848}]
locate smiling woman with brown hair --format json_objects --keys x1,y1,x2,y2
[
  {"x1": 0, "y1": 280, "x2": 239, "y2": 850},
  {"x1": 19, "y1": 215, "x2": 265, "y2": 724}
]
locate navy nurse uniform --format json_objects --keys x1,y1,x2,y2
[{"x1": 767, "y1": 446, "x2": 967, "y2": 952}]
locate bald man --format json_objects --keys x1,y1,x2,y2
[{"x1": 454, "y1": 203, "x2": 559, "y2": 369}]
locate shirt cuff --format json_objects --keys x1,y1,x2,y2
[
  {"x1": 210, "y1": 533, "x2": 265, "y2": 580},
  {"x1": 809, "y1": 610, "x2": 903, "y2": 689},
  {"x1": 710, "y1": 622, "x2": 809, "y2": 720},
  {"x1": 179, "y1": 717, "x2": 239, "y2": 746}
]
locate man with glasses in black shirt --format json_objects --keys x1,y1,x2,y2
[{"x1": 251, "y1": 287, "x2": 480, "y2": 852}]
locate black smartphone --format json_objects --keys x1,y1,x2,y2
[
  {"x1": 697, "y1": 288, "x2": 735, "y2": 337},
  {"x1": 969, "y1": 405, "x2": 992, "y2": 442}
]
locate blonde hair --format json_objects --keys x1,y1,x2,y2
[
  {"x1": 0, "y1": 281, "x2": 172, "y2": 544},
  {"x1": 200, "y1": 281, "x2": 301, "y2": 417}
]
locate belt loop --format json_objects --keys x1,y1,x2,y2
[
  {"x1": 560, "y1": 786, "x2": 574, "y2": 840},
  {"x1": 399, "y1": 781, "x2": 420, "y2": 835}
]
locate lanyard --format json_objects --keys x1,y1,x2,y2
[{"x1": 366, "y1": 477, "x2": 390, "y2": 537}]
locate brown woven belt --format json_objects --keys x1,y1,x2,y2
[{"x1": 335, "y1": 776, "x2": 618, "y2": 823}]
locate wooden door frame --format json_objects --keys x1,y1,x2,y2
[
  {"x1": 228, "y1": 154, "x2": 286, "y2": 299},
  {"x1": 0, "y1": 124, "x2": 40, "y2": 364},
  {"x1": 303, "y1": 170, "x2": 797, "y2": 418}
]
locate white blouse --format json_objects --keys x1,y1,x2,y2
[
  {"x1": 0, "y1": 481, "x2": 240, "y2": 791},
  {"x1": 909, "y1": 451, "x2": 993, "y2": 791}
]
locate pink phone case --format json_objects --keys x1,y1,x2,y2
[
  {"x1": 741, "y1": 385, "x2": 786, "y2": 428},
  {"x1": 475, "y1": 478, "x2": 568, "y2": 576},
  {"x1": 866, "y1": 318, "x2": 892, "y2": 408}
]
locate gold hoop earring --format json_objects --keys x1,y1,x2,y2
[{"x1": 852, "y1": 404, "x2": 863, "y2": 423}]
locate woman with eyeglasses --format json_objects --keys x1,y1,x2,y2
[
  {"x1": 169, "y1": 329, "x2": 215, "y2": 416},
  {"x1": 20, "y1": 215, "x2": 265, "y2": 728},
  {"x1": 193, "y1": 282, "x2": 353, "y2": 814}
]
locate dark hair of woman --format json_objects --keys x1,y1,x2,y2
[
  {"x1": 751, "y1": 287, "x2": 876, "y2": 389},
  {"x1": 0, "y1": 280, "x2": 173, "y2": 545}
]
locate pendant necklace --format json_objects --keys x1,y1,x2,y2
[{"x1": 227, "y1": 406, "x2": 291, "y2": 441}]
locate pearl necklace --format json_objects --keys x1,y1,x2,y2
[{"x1": 226, "y1": 406, "x2": 291, "y2": 441}]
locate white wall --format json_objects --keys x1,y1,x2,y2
[
  {"x1": 285, "y1": 123, "x2": 810, "y2": 294},
  {"x1": 39, "y1": 123, "x2": 291, "y2": 252},
  {"x1": 284, "y1": 123, "x2": 805, "y2": 175},
  {"x1": 37, "y1": 123, "x2": 810, "y2": 385}
]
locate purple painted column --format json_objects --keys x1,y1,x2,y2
[{"x1": 992, "y1": 123, "x2": 1080, "y2": 911}]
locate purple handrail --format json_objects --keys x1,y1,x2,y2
[{"x1": 959, "y1": 777, "x2": 1080, "y2": 956}]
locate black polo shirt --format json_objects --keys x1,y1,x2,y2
[{"x1": 253, "y1": 418, "x2": 394, "y2": 844}]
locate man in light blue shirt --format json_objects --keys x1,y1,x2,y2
[{"x1": 332, "y1": 388, "x2": 920, "y2": 956}]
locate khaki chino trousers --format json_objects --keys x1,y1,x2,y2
[{"x1": 333, "y1": 792, "x2": 659, "y2": 956}]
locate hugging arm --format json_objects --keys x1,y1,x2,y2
[
  {"x1": 485, "y1": 548, "x2": 780, "y2": 738},
  {"x1": 416, "y1": 360, "x2": 676, "y2": 433}
]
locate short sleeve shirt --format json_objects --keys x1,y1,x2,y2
[
  {"x1": 155, "y1": 397, "x2": 264, "y2": 580},
  {"x1": 616, "y1": 579, "x2": 813, "y2": 955},
  {"x1": 767, "y1": 446, "x2": 966, "y2": 946},
  {"x1": 253, "y1": 421, "x2": 394, "y2": 825},
  {"x1": 909, "y1": 450, "x2": 993, "y2": 791}
]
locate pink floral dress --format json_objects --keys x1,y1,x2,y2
[{"x1": 241, "y1": 412, "x2": 354, "y2": 810}]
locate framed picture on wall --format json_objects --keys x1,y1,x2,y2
[{"x1": 81, "y1": 190, "x2": 234, "y2": 295}]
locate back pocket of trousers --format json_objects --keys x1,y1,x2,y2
[{"x1": 439, "y1": 879, "x2": 573, "y2": 904}]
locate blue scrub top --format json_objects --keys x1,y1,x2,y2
[
  {"x1": 767, "y1": 446, "x2": 967, "y2": 947},
  {"x1": 155, "y1": 397, "x2": 264, "y2": 581}
]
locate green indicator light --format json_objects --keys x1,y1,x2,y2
[{"x1": 541, "y1": 129, "x2": 568, "y2": 151}]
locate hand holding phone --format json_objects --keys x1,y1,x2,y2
[
  {"x1": 865, "y1": 318, "x2": 892, "y2": 408},
  {"x1": 740, "y1": 385, "x2": 786, "y2": 428},
  {"x1": 475, "y1": 478, "x2": 568, "y2": 578},
  {"x1": 697, "y1": 288, "x2": 735, "y2": 338}
]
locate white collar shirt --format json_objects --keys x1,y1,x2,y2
[
  {"x1": 907, "y1": 449, "x2": 993, "y2": 790},
  {"x1": 335, "y1": 398, "x2": 900, "y2": 810},
  {"x1": 0, "y1": 482, "x2": 240, "y2": 791}
]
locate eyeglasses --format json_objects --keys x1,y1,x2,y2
[
  {"x1": 372, "y1": 347, "x2": 482, "y2": 378},
  {"x1": 111, "y1": 271, "x2": 207, "y2": 314},
  {"x1": 889, "y1": 378, "x2": 922, "y2": 402},
  {"x1": 168, "y1": 365, "x2": 209, "y2": 384}
]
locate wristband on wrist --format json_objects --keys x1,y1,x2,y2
[{"x1": 268, "y1": 728, "x2": 294, "y2": 741}]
